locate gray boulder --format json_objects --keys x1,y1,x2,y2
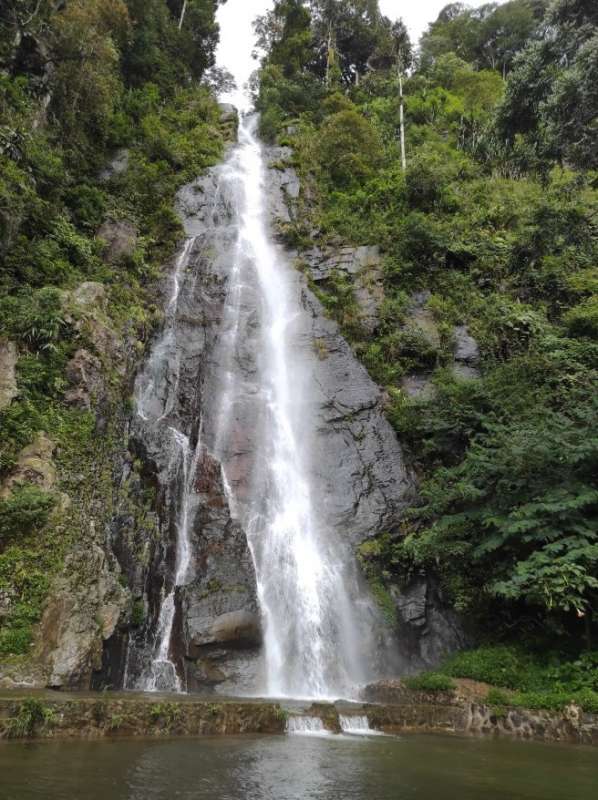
[
  {"x1": 97, "y1": 220, "x2": 138, "y2": 263},
  {"x1": 453, "y1": 324, "x2": 481, "y2": 379},
  {"x1": 64, "y1": 348, "x2": 104, "y2": 409}
]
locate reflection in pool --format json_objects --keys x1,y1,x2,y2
[{"x1": 1, "y1": 732, "x2": 597, "y2": 800}]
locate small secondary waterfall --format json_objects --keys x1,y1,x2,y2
[
  {"x1": 286, "y1": 716, "x2": 330, "y2": 736},
  {"x1": 339, "y1": 715, "x2": 381, "y2": 735},
  {"x1": 125, "y1": 239, "x2": 201, "y2": 692}
]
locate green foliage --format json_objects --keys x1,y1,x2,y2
[
  {"x1": 404, "y1": 672, "x2": 455, "y2": 692},
  {"x1": 318, "y1": 109, "x2": 385, "y2": 188},
  {"x1": 497, "y1": 0, "x2": 598, "y2": 170},
  {"x1": 0, "y1": 287, "x2": 69, "y2": 350},
  {"x1": 4, "y1": 697, "x2": 55, "y2": 739},
  {"x1": 419, "y1": 1, "x2": 548, "y2": 76},
  {"x1": 408, "y1": 397, "x2": 598, "y2": 618},
  {"x1": 149, "y1": 702, "x2": 182, "y2": 731},
  {"x1": 564, "y1": 297, "x2": 598, "y2": 339},
  {"x1": 486, "y1": 687, "x2": 511, "y2": 707},
  {"x1": 131, "y1": 599, "x2": 145, "y2": 627},
  {"x1": 444, "y1": 646, "x2": 598, "y2": 706},
  {"x1": 0, "y1": 486, "x2": 55, "y2": 546},
  {"x1": 444, "y1": 645, "x2": 540, "y2": 689}
]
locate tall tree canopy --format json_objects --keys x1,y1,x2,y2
[
  {"x1": 497, "y1": 0, "x2": 598, "y2": 169},
  {"x1": 419, "y1": 1, "x2": 548, "y2": 75}
]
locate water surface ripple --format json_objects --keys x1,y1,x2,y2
[{"x1": 2, "y1": 734, "x2": 597, "y2": 800}]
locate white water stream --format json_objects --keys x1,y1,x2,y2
[
  {"x1": 286, "y1": 716, "x2": 330, "y2": 736},
  {"x1": 127, "y1": 112, "x2": 380, "y2": 699},
  {"x1": 213, "y1": 115, "x2": 370, "y2": 699},
  {"x1": 126, "y1": 238, "x2": 200, "y2": 692}
]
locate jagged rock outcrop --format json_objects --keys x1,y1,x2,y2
[
  {"x1": 179, "y1": 152, "x2": 415, "y2": 554},
  {"x1": 100, "y1": 126, "x2": 465, "y2": 692},
  {"x1": 181, "y1": 449, "x2": 261, "y2": 693},
  {"x1": 71, "y1": 281, "x2": 107, "y2": 312},
  {"x1": 97, "y1": 220, "x2": 138, "y2": 263},
  {"x1": 38, "y1": 541, "x2": 129, "y2": 689},
  {"x1": 99, "y1": 148, "x2": 129, "y2": 182},
  {"x1": 303, "y1": 243, "x2": 385, "y2": 334},
  {"x1": 453, "y1": 324, "x2": 481, "y2": 379},
  {"x1": 393, "y1": 577, "x2": 468, "y2": 666},
  {"x1": 0, "y1": 432, "x2": 56, "y2": 499},
  {"x1": 64, "y1": 348, "x2": 104, "y2": 409}
]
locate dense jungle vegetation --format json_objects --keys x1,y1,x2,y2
[
  {"x1": 0, "y1": 0, "x2": 227, "y2": 660},
  {"x1": 253, "y1": 0, "x2": 598, "y2": 703}
]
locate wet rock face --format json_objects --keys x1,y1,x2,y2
[
  {"x1": 112, "y1": 134, "x2": 467, "y2": 693},
  {"x1": 303, "y1": 244, "x2": 385, "y2": 335},
  {"x1": 303, "y1": 290, "x2": 415, "y2": 547},
  {"x1": 258, "y1": 151, "x2": 415, "y2": 550},
  {"x1": 266, "y1": 153, "x2": 468, "y2": 669},
  {"x1": 110, "y1": 166, "x2": 263, "y2": 693},
  {"x1": 115, "y1": 146, "x2": 417, "y2": 692},
  {"x1": 267, "y1": 146, "x2": 301, "y2": 222},
  {"x1": 181, "y1": 448, "x2": 262, "y2": 693},
  {"x1": 393, "y1": 577, "x2": 468, "y2": 668}
]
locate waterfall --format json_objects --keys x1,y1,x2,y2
[
  {"x1": 338, "y1": 715, "x2": 381, "y2": 736},
  {"x1": 123, "y1": 109, "x2": 401, "y2": 699},
  {"x1": 211, "y1": 114, "x2": 373, "y2": 699},
  {"x1": 286, "y1": 716, "x2": 330, "y2": 736}
]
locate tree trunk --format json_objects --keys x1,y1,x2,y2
[
  {"x1": 325, "y1": 25, "x2": 333, "y2": 87},
  {"x1": 398, "y1": 65, "x2": 407, "y2": 172},
  {"x1": 178, "y1": 0, "x2": 188, "y2": 31}
]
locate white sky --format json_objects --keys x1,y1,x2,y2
[{"x1": 216, "y1": 1, "x2": 502, "y2": 91}]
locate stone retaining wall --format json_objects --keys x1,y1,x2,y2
[
  {"x1": 1, "y1": 691, "x2": 597, "y2": 746},
  {"x1": 0, "y1": 695, "x2": 286, "y2": 740}
]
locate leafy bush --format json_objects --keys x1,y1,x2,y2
[
  {"x1": 4, "y1": 697, "x2": 55, "y2": 739},
  {"x1": 512, "y1": 689, "x2": 598, "y2": 715},
  {"x1": 443, "y1": 646, "x2": 538, "y2": 690},
  {"x1": 405, "y1": 672, "x2": 455, "y2": 692},
  {"x1": 564, "y1": 297, "x2": 598, "y2": 339},
  {"x1": 0, "y1": 486, "x2": 55, "y2": 546},
  {"x1": 318, "y1": 110, "x2": 385, "y2": 188},
  {"x1": 0, "y1": 288, "x2": 69, "y2": 351},
  {"x1": 445, "y1": 646, "x2": 598, "y2": 710}
]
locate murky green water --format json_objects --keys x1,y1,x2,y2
[{"x1": 1, "y1": 733, "x2": 596, "y2": 800}]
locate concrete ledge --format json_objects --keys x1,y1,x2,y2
[
  {"x1": 1, "y1": 690, "x2": 597, "y2": 746},
  {"x1": 0, "y1": 693, "x2": 286, "y2": 740}
]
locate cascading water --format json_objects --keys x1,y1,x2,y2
[
  {"x1": 286, "y1": 716, "x2": 330, "y2": 736},
  {"x1": 338, "y1": 715, "x2": 382, "y2": 736},
  {"x1": 122, "y1": 105, "x2": 405, "y2": 699},
  {"x1": 210, "y1": 114, "x2": 378, "y2": 699},
  {"x1": 124, "y1": 238, "x2": 201, "y2": 693}
]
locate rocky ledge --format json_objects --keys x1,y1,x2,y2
[
  {"x1": 0, "y1": 692, "x2": 286, "y2": 740},
  {"x1": 1, "y1": 688, "x2": 596, "y2": 746},
  {"x1": 363, "y1": 680, "x2": 598, "y2": 746}
]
